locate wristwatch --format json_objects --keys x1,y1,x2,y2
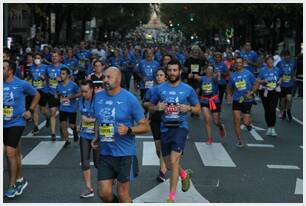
[{"x1": 127, "y1": 127, "x2": 133, "y2": 135}]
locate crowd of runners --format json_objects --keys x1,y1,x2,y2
[{"x1": 3, "y1": 39, "x2": 303, "y2": 202}]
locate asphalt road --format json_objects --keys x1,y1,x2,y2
[{"x1": 3, "y1": 93, "x2": 303, "y2": 203}]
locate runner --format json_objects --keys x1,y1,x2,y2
[
  {"x1": 75, "y1": 41, "x2": 92, "y2": 82},
  {"x1": 226, "y1": 56, "x2": 257, "y2": 148},
  {"x1": 91, "y1": 67, "x2": 150, "y2": 203},
  {"x1": 87, "y1": 60, "x2": 105, "y2": 93},
  {"x1": 214, "y1": 52, "x2": 229, "y2": 105},
  {"x1": 79, "y1": 80, "x2": 99, "y2": 198},
  {"x1": 55, "y1": 67, "x2": 81, "y2": 147},
  {"x1": 30, "y1": 53, "x2": 50, "y2": 135},
  {"x1": 277, "y1": 50, "x2": 296, "y2": 121},
  {"x1": 183, "y1": 45, "x2": 207, "y2": 118},
  {"x1": 143, "y1": 69, "x2": 168, "y2": 182},
  {"x1": 195, "y1": 64, "x2": 226, "y2": 144},
  {"x1": 257, "y1": 56, "x2": 281, "y2": 136},
  {"x1": 63, "y1": 47, "x2": 78, "y2": 81},
  {"x1": 150, "y1": 59, "x2": 201, "y2": 203},
  {"x1": 3, "y1": 60, "x2": 40, "y2": 198},
  {"x1": 137, "y1": 48, "x2": 160, "y2": 100},
  {"x1": 46, "y1": 51, "x2": 65, "y2": 141}
]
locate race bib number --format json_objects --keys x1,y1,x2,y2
[
  {"x1": 283, "y1": 75, "x2": 291, "y2": 82},
  {"x1": 99, "y1": 124, "x2": 115, "y2": 142},
  {"x1": 50, "y1": 78, "x2": 58, "y2": 88},
  {"x1": 81, "y1": 121, "x2": 95, "y2": 134},
  {"x1": 191, "y1": 64, "x2": 200, "y2": 73},
  {"x1": 33, "y1": 80, "x2": 43, "y2": 89},
  {"x1": 202, "y1": 83, "x2": 212, "y2": 94},
  {"x1": 235, "y1": 79, "x2": 247, "y2": 91},
  {"x1": 4, "y1": 106, "x2": 13, "y2": 121},
  {"x1": 165, "y1": 104, "x2": 180, "y2": 119},
  {"x1": 61, "y1": 97, "x2": 71, "y2": 106},
  {"x1": 145, "y1": 81, "x2": 154, "y2": 89},
  {"x1": 79, "y1": 59, "x2": 85, "y2": 67},
  {"x1": 267, "y1": 81, "x2": 277, "y2": 90}
]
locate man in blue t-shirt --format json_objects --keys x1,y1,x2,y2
[
  {"x1": 75, "y1": 41, "x2": 92, "y2": 81},
  {"x1": 150, "y1": 59, "x2": 201, "y2": 203},
  {"x1": 46, "y1": 51, "x2": 65, "y2": 141},
  {"x1": 56, "y1": 68, "x2": 81, "y2": 147},
  {"x1": 136, "y1": 49, "x2": 160, "y2": 100},
  {"x1": 240, "y1": 41, "x2": 258, "y2": 75},
  {"x1": 29, "y1": 53, "x2": 50, "y2": 135},
  {"x1": 277, "y1": 50, "x2": 296, "y2": 121},
  {"x1": 3, "y1": 60, "x2": 40, "y2": 198},
  {"x1": 63, "y1": 48, "x2": 78, "y2": 81},
  {"x1": 214, "y1": 52, "x2": 229, "y2": 105},
  {"x1": 91, "y1": 67, "x2": 150, "y2": 203},
  {"x1": 227, "y1": 57, "x2": 258, "y2": 148}
]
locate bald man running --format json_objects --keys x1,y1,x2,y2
[{"x1": 91, "y1": 67, "x2": 150, "y2": 203}]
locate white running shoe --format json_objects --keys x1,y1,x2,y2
[
  {"x1": 271, "y1": 128, "x2": 278, "y2": 137},
  {"x1": 265, "y1": 128, "x2": 272, "y2": 136}
]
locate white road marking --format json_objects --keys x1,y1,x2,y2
[
  {"x1": 142, "y1": 142, "x2": 159, "y2": 166},
  {"x1": 195, "y1": 142, "x2": 236, "y2": 167},
  {"x1": 294, "y1": 178, "x2": 303, "y2": 195},
  {"x1": 22, "y1": 141, "x2": 65, "y2": 165},
  {"x1": 133, "y1": 178, "x2": 209, "y2": 203},
  {"x1": 247, "y1": 144, "x2": 274, "y2": 148},
  {"x1": 266, "y1": 164, "x2": 300, "y2": 170},
  {"x1": 249, "y1": 129, "x2": 264, "y2": 141},
  {"x1": 240, "y1": 124, "x2": 265, "y2": 131}
]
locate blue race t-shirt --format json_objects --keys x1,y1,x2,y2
[
  {"x1": 199, "y1": 76, "x2": 219, "y2": 104},
  {"x1": 47, "y1": 64, "x2": 64, "y2": 95},
  {"x1": 30, "y1": 64, "x2": 48, "y2": 93},
  {"x1": 56, "y1": 81, "x2": 80, "y2": 112},
  {"x1": 258, "y1": 66, "x2": 280, "y2": 91},
  {"x1": 240, "y1": 50, "x2": 258, "y2": 68},
  {"x1": 137, "y1": 59, "x2": 160, "y2": 90},
  {"x1": 228, "y1": 69, "x2": 256, "y2": 103},
  {"x1": 215, "y1": 62, "x2": 228, "y2": 85},
  {"x1": 79, "y1": 96, "x2": 96, "y2": 140},
  {"x1": 150, "y1": 82, "x2": 199, "y2": 132},
  {"x1": 277, "y1": 59, "x2": 296, "y2": 88},
  {"x1": 63, "y1": 57, "x2": 78, "y2": 76},
  {"x1": 4, "y1": 77, "x2": 37, "y2": 127},
  {"x1": 75, "y1": 50, "x2": 92, "y2": 71},
  {"x1": 94, "y1": 89, "x2": 144, "y2": 156}
]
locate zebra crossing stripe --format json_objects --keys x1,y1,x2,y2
[
  {"x1": 22, "y1": 141, "x2": 65, "y2": 165},
  {"x1": 195, "y1": 142, "x2": 236, "y2": 167}
]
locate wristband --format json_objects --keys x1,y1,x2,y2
[{"x1": 127, "y1": 127, "x2": 133, "y2": 135}]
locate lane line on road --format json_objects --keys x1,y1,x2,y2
[
  {"x1": 142, "y1": 142, "x2": 159, "y2": 166},
  {"x1": 195, "y1": 142, "x2": 236, "y2": 167},
  {"x1": 247, "y1": 144, "x2": 274, "y2": 148},
  {"x1": 23, "y1": 111, "x2": 59, "y2": 137},
  {"x1": 266, "y1": 164, "x2": 300, "y2": 170},
  {"x1": 22, "y1": 141, "x2": 65, "y2": 165},
  {"x1": 294, "y1": 178, "x2": 303, "y2": 195},
  {"x1": 133, "y1": 178, "x2": 209, "y2": 203},
  {"x1": 249, "y1": 129, "x2": 264, "y2": 141},
  {"x1": 276, "y1": 108, "x2": 303, "y2": 125}
]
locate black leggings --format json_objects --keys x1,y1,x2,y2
[
  {"x1": 218, "y1": 84, "x2": 227, "y2": 105},
  {"x1": 80, "y1": 137, "x2": 99, "y2": 170},
  {"x1": 259, "y1": 90, "x2": 279, "y2": 127}
]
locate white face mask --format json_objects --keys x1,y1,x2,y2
[{"x1": 34, "y1": 59, "x2": 41, "y2": 65}]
